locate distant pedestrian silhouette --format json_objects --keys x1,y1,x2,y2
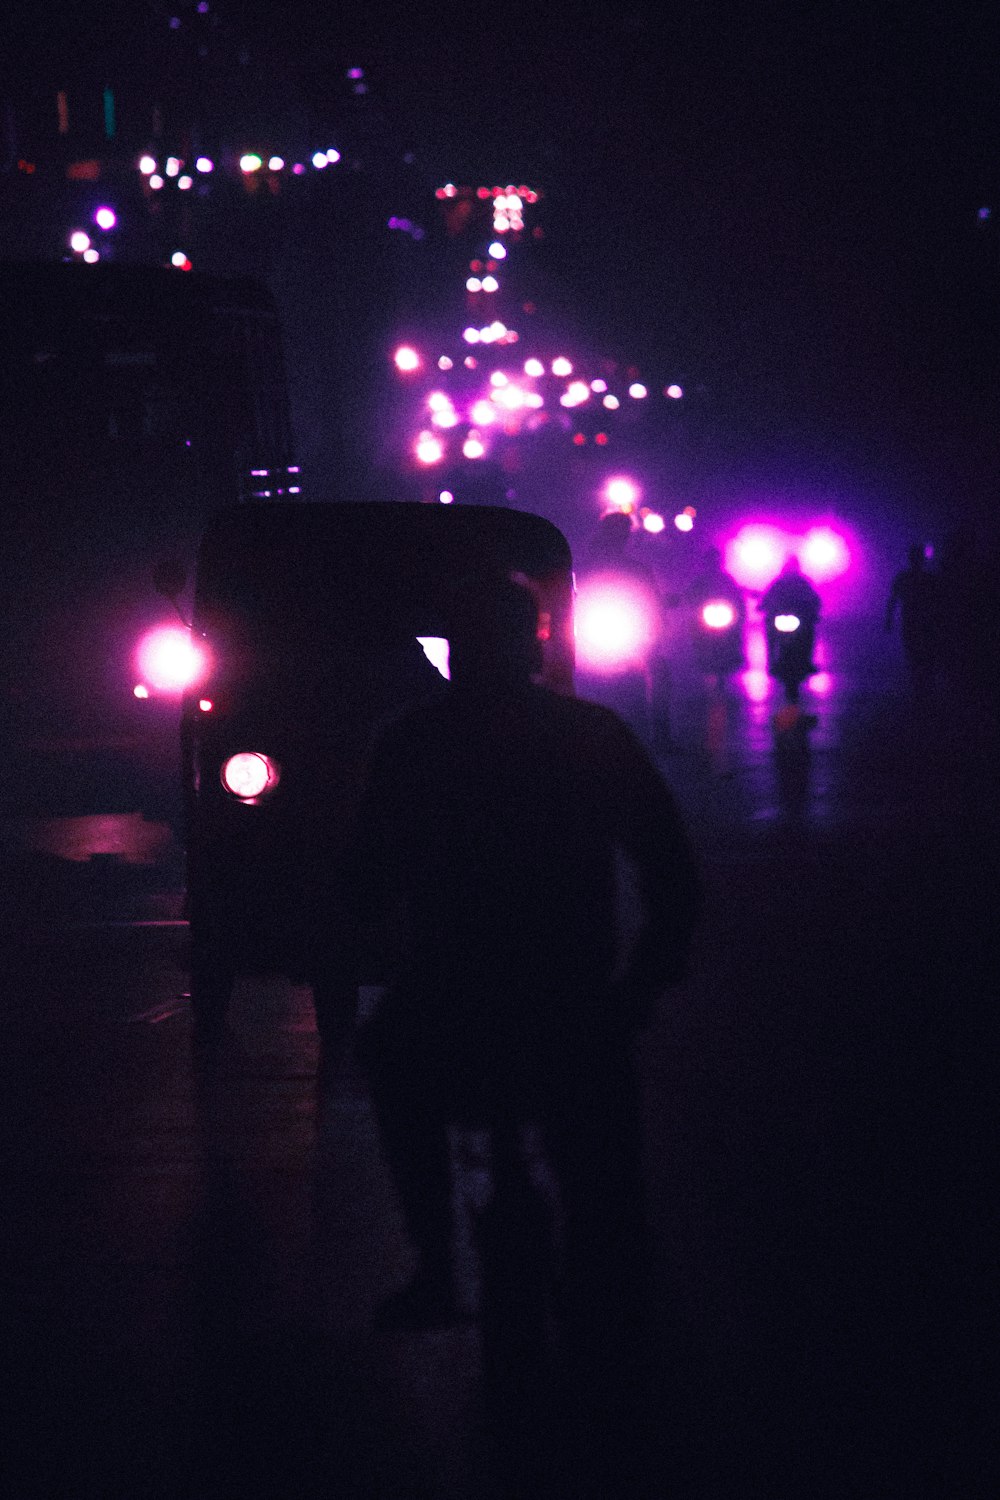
[
  {"x1": 885, "y1": 544, "x2": 940, "y2": 695},
  {"x1": 353, "y1": 572, "x2": 700, "y2": 1336}
]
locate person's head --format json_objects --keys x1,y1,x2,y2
[
  {"x1": 593, "y1": 510, "x2": 632, "y2": 556},
  {"x1": 781, "y1": 553, "x2": 802, "y2": 575},
  {"x1": 447, "y1": 571, "x2": 542, "y2": 686}
]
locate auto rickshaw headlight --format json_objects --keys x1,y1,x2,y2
[{"x1": 221, "y1": 752, "x2": 279, "y2": 801}]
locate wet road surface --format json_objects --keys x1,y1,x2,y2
[{"x1": 1, "y1": 616, "x2": 996, "y2": 1497}]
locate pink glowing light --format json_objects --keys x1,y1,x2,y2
[
  {"x1": 702, "y1": 601, "x2": 736, "y2": 630},
  {"x1": 605, "y1": 477, "x2": 639, "y2": 510},
  {"x1": 394, "y1": 345, "x2": 421, "y2": 372},
  {"x1": 741, "y1": 669, "x2": 771, "y2": 703},
  {"x1": 674, "y1": 513, "x2": 695, "y2": 532},
  {"x1": 575, "y1": 578, "x2": 657, "y2": 673},
  {"x1": 725, "y1": 525, "x2": 788, "y2": 590},
  {"x1": 94, "y1": 207, "x2": 116, "y2": 230},
  {"x1": 642, "y1": 512, "x2": 666, "y2": 534},
  {"x1": 136, "y1": 627, "x2": 207, "y2": 693},
  {"x1": 801, "y1": 526, "x2": 850, "y2": 582},
  {"x1": 415, "y1": 432, "x2": 444, "y2": 464},
  {"x1": 221, "y1": 752, "x2": 277, "y2": 800}
]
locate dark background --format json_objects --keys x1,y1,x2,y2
[{"x1": 4, "y1": 0, "x2": 998, "y2": 537}]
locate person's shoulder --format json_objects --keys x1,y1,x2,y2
[{"x1": 547, "y1": 688, "x2": 645, "y2": 746}]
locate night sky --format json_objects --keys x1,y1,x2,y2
[{"x1": 6, "y1": 1, "x2": 998, "y2": 529}]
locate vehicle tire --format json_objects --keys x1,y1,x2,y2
[{"x1": 189, "y1": 938, "x2": 236, "y2": 1043}]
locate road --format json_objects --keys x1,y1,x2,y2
[{"x1": 1, "y1": 616, "x2": 995, "y2": 1498}]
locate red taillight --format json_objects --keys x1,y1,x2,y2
[{"x1": 221, "y1": 752, "x2": 279, "y2": 800}]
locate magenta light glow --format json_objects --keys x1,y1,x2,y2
[
  {"x1": 94, "y1": 206, "x2": 116, "y2": 230},
  {"x1": 136, "y1": 627, "x2": 207, "y2": 693},
  {"x1": 725, "y1": 521, "x2": 853, "y2": 589},
  {"x1": 394, "y1": 345, "x2": 421, "y2": 372},
  {"x1": 725, "y1": 525, "x2": 788, "y2": 590},
  {"x1": 800, "y1": 526, "x2": 850, "y2": 582},
  {"x1": 605, "y1": 477, "x2": 639, "y2": 510},
  {"x1": 702, "y1": 601, "x2": 736, "y2": 630},
  {"x1": 221, "y1": 752, "x2": 277, "y2": 800},
  {"x1": 575, "y1": 578, "x2": 657, "y2": 673}
]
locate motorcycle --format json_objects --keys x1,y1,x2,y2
[
  {"x1": 692, "y1": 596, "x2": 745, "y2": 682},
  {"x1": 766, "y1": 610, "x2": 815, "y2": 703}
]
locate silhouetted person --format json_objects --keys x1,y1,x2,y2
[
  {"x1": 885, "y1": 545, "x2": 940, "y2": 695},
  {"x1": 681, "y1": 545, "x2": 746, "y2": 679},
  {"x1": 353, "y1": 574, "x2": 700, "y2": 1334},
  {"x1": 760, "y1": 553, "x2": 821, "y2": 674}
]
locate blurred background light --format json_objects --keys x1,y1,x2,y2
[{"x1": 606, "y1": 477, "x2": 639, "y2": 509}]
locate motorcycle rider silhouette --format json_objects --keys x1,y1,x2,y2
[{"x1": 759, "y1": 555, "x2": 821, "y2": 703}]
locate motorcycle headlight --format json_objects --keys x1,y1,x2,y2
[{"x1": 701, "y1": 600, "x2": 736, "y2": 630}]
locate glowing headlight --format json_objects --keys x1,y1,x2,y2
[
  {"x1": 136, "y1": 627, "x2": 208, "y2": 693},
  {"x1": 575, "y1": 579, "x2": 657, "y2": 673},
  {"x1": 774, "y1": 614, "x2": 801, "y2": 633},
  {"x1": 702, "y1": 601, "x2": 736, "y2": 630},
  {"x1": 221, "y1": 752, "x2": 279, "y2": 800}
]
